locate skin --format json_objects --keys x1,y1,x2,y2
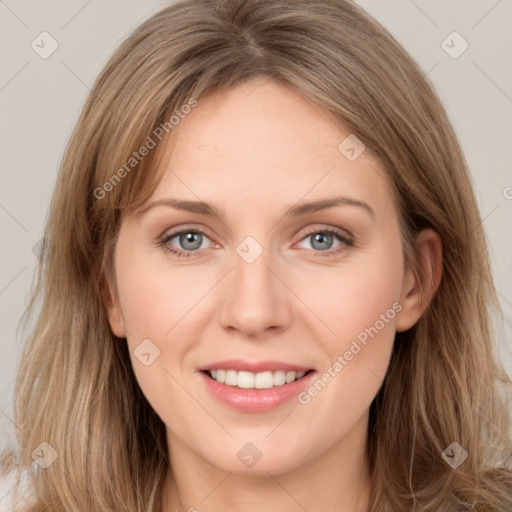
[{"x1": 102, "y1": 79, "x2": 442, "y2": 512}]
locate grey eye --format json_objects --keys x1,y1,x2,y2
[
  {"x1": 309, "y1": 232, "x2": 334, "y2": 251},
  {"x1": 178, "y1": 232, "x2": 204, "y2": 251}
]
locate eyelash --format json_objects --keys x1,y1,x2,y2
[{"x1": 157, "y1": 226, "x2": 354, "y2": 259}]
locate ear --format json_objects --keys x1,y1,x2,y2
[
  {"x1": 395, "y1": 228, "x2": 443, "y2": 333},
  {"x1": 100, "y1": 274, "x2": 127, "y2": 338}
]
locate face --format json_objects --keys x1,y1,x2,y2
[{"x1": 103, "y1": 79, "x2": 433, "y2": 477}]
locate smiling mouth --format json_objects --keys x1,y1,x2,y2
[{"x1": 202, "y1": 369, "x2": 315, "y2": 389}]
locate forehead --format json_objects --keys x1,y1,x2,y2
[{"x1": 139, "y1": 80, "x2": 394, "y2": 220}]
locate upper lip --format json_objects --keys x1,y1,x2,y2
[{"x1": 198, "y1": 359, "x2": 314, "y2": 373}]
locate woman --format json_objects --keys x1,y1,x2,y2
[{"x1": 2, "y1": 0, "x2": 512, "y2": 510}]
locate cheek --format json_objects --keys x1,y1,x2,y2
[
  {"x1": 117, "y1": 278, "x2": 173, "y2": 345},
  {"x1": 114, "y1": 258, "x2": 205, "y2": 422},
  {"x1": 294, "y1": 265, "x2": 401, "y2": 434},
  {"x1": 115, "y1": 248, "x2": 202, "y2": 341},
  {"x1": 293, "y1": 236, "x2": 403, "y2": 415},
  {"x1": 298, "y1": 241, "x2": 404, "y2": 347},
  {"x1": 114, "y1": 250, "x2": 215, "y2": 396}
]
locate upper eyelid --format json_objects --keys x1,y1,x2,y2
[{"x1": 300, "y1": 225, "x2": 353, "y2": 239}]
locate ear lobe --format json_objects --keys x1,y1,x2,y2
[
  {"x1": 395, "y1": 228, "x2": 443, "y2": 333},
  {"x1": 100, "y1": 274, "x2": 127, "y2": 338}
]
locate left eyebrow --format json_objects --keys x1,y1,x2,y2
[
  {"x1": 285, "y1": 196, "x2": 375, "y2": 219},
  {"x1": 136, "y1": 195, "x2": 375, "y2": 220}
]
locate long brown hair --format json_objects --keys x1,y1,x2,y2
[{"x1": 3, "y1": 0, "x2": 512, "y2": 510}]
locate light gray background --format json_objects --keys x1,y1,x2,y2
[{"x1": 1, "y1": 0, "x2": 511, "y2": 450}]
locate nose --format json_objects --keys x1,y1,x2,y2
[{"x1": 218, "y1": 243, "x2": 292, "y2": 337}]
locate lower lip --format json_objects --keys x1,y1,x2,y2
[{"x1": 199, "y1": 371, "x2": 316, "y2": 412}]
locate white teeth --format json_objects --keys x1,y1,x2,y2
[
  {"x1": 225, "y1": 370, "x2": 238, "y2": 386},
  {"x1": 255, "y1": 371, "x2": 274, "y2": 389},
  {"x1": 285, "y1": 371, "x2": 296, "y2": 384},
  {"x1": 238, "y1": 371, "x2": 255, "y2": 389},
  {"x1": 273, "y1": 370, "x2": 286, "y2": 386},
  {"x1": 207, "y1": 369, "x2": 310, "y2": 388}
]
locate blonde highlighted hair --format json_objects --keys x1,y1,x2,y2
[{"x1": 2, "y1": 0, "x2": 512, "y2": 510}]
